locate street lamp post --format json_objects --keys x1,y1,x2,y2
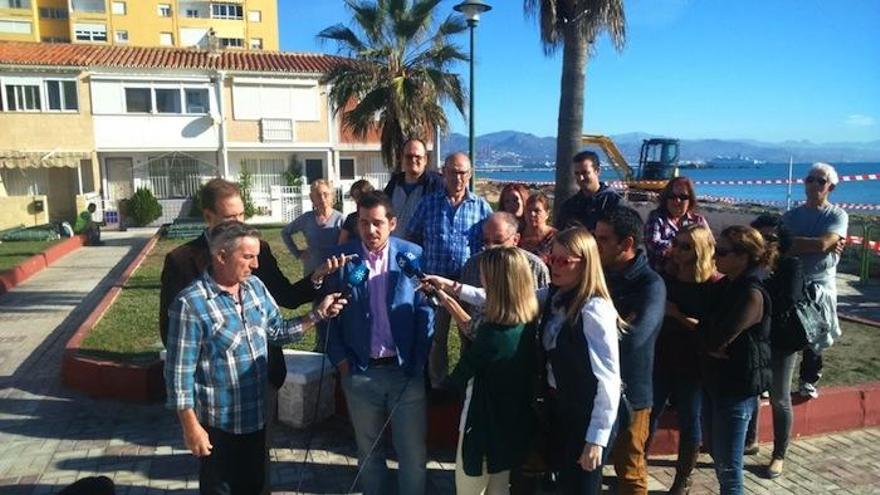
[{"x1": 453, "y1": 0, "x2": 491, "y2": 191}]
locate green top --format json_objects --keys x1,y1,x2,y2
[
  {"x1": 73, "y1": 210, "x2": 92, "y2": 234},
  {"x1": 449, "y1": 321, "x2": 537, "y2": 476}
]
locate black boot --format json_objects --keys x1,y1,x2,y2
[{"x1": 668, "y1": 442, "x2": 700, "y2": 495}]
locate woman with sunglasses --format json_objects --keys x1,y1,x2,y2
[
  {"x1": 701, "y1": 226, "x2": 774, "y2": 495},
  {"x1": 426, "y1": 227, "x2": 622, "y2": 494},
  {"x1": 644, "y1": 177, "x2": 708, "y2": 274},
  {"x1": 648, "y1": 224, "x2": 722, "y2": 494}
]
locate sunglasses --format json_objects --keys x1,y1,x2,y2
[
  {"x1": 805, "y1": 176, "x2": 829, "y2": 186},
  {"x1": 547, "y1": 254, "x2": 584, "y2": 267},
  {"x1": 405, "y1": 153, "x2": 425, "y2": 160},
  {"x1": 667, "y1": 194, "x2": 691, "y2": 201},
  {"x1": 672, "y1": 241, "x2": 692, "y2": 251}
]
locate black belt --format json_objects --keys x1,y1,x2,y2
[{"x1": 368, "y1": 356, "x2": 398, "y2": 367}]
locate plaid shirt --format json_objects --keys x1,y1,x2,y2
[
  {"x1": 165, "y1": 270, "x2": 305, "y2": 434},
  {"x1": 643, "y1": 209, "x2": 708, "y2": 271},
  {"x1": 406, "y1": 190, "x2": 492, "y2": 277}
]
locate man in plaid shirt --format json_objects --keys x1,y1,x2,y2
[
  {"x1": 165, "y1": 221, "x2": 346, "y2": 494},
  {"x1": 406, "y1": 152, "x2": 491, "y2": 387}
]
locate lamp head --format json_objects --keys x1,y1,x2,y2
[{"x1": 454, "y1": 0, "x2": 492, "y2": 24}]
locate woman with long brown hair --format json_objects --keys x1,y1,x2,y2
[
  {"x1": 499, "y1": 183, "x2": 530, "y2": 231},
  {"x1": 644, "y1": 177, "x2": 708, "y2": 273}
]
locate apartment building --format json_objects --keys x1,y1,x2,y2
[
  {"x1": 0, "y1": 41, "x2": 393, "y2": 229},
  {"x1": 0, "y1": 0, "x2": 278, "y2": 50}
]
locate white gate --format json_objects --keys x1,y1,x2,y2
[{"x1": 273, "y1": 185, "x2": 308, "y2": 223}]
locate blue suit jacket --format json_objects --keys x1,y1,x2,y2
[{"x1": 323, "y1": 237, "x2": 434, "y2": 376}]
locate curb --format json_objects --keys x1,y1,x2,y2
[
  {"x1": 0, "y1": 234, "x2": 86, "y2": 295},
  {"x1": 648, "y1": 381, "x2": 880, "y2": 455},
  {"x1": 61, "y1": 233, "x2": 164, "y2": 403},
  {"x1": 840, "y1": 312, "x2": 880, "y2": 328}
]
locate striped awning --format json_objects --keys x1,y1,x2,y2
[{"x1": 0, "y1": 150, "x2": 91, "y2": 169}]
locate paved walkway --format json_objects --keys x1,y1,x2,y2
[{"x1": 0, "y1": 230, "x2": 879, "y2": 494}]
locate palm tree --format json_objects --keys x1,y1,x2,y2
[
  {"x1": 523, "y1": 0, "x2": 626, "y2": 203},
  {"x1": 319, "y1": 0, "x2": 468, "y2": 171}
]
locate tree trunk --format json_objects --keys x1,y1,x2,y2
[{"x1": 554, "y1": 23, "x2": 588, "y2": 205}]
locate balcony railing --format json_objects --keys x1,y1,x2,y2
[{"x1": 0, "y1": 0, "x2": 32, "y2": 9}]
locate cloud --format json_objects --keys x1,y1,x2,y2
[{"x1": 845, "y1": 114, "x2": 876, "y2": 127}]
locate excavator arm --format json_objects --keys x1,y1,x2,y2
[{"x1": 581, "y1": 134, "x2": 634, "y2": 181}]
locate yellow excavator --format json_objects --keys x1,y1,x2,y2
[{"x1": 581, "y1": 134, "x2": 680, "y2": 193}]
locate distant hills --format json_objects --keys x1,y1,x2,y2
[{"x1": 439, "y1": 131, "x2": 880, "y2": 166}]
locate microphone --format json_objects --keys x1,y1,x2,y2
[
  {"x1": 342, "y1": 258, "x2": 370, "y2": 298},
  {"x1": 395, "y1": 251, "x2": 472, "y2": 328},
  {"x1": 395, "y1": 251, "x2": 426, "y2": 280}
]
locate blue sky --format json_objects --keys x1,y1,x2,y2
[{"x1": 279, "y1": 0, "x2": 880, "y2": 143}]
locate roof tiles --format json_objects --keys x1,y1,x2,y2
[{"x1": 0, "y1": 41, "x2": 347, "y2": 74}]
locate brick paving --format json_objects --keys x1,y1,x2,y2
[{"x1": 0, "y1": 231, "x2": 879, "y2": 494}]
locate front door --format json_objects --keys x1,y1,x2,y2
[{"x1": 105, "y1": 157, "x2": 133, "y2": 204}]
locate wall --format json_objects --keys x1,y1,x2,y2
[
  {"x1": 0, "y1": 71, "x2": 94, "y2": 150},
  {"x1": 0, "y1": 194, "x2": 49, "y2": 229}
]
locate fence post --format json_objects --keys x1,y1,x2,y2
[{"x1": 860, "y1": 224, "x2": 876, "y2": 283}]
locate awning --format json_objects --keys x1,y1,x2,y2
[{"x1": 0, "y1": 150, "x2": 91, "y2": 169}]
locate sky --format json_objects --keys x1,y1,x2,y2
[{"x1": 278, "y1": 0, "x2": 880, "y2": 144}]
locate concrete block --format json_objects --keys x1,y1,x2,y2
[{"x1": 278, "y1": 350, "x2": 336, "y2": 429}]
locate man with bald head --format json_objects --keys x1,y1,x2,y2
[
  {"x1": 458, "y1": 212, "x2": 550, "y2": 340},
  {"x1": 407, "y1": 152, "x2": 492, "y2": 387}
]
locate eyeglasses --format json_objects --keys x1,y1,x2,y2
[
  {"x1": 547, "y1": 254, "x2": 584, "y2": 267},
  {"x1": 405, "y1": 153, "x2": 426, "y2": 160},
  {"x1": 805, "y1": 176, "x2": 829, "y2": 186},
  {"x1": 667, "y1": 194, "x2": 691, "y2": 201}
]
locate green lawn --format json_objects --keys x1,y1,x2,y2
[
  {"x1": 78, "y1": 227, "x2": 464, "y2": 366},
  {"x1": 821, "y1": 319, "x2": 880, "y2": 386},
  {"x1": 0, "y1": 239, "x2": 63, "y2": 272}
]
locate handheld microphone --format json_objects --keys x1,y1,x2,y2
[
  {"x1": 395, "y1": 251, "x2": 441, "y2": 306},
  {"x1": 343, "y1": 259, "x2": 370, "y2": 298}
]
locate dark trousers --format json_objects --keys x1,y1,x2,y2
[
  {"x1": 799, "y1": 347, "x2": 823, "y2": 384},
  {"x1": 200, "y1": 426, "x2": 267, "y2": 495}
]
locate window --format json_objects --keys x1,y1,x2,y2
[
  {"x1": 45, "y1": 80, "x2": 78, "y2": 111},
  {"x1": 0, "y1": 20, "x2": 32, "y2": 34},
  {"x1": 114, "y1": 30, "x2": 128, "y2": 43},
  {"x1": 340, "y1": 159, "x2": 355, "y2": 180},
  {"x1": 248, "y1": 10, "x2": 261, "y2": 22},
  {"x1": 159, "y1": 32, "x2": 173, "y2": 46},
  {"x1": 4, "y1": 84, "x2": 41, "y2": 111},
  {"x1": 125, "y1": 88, "x2": 152, "y2": 113},
  {"x1": 39, "y1": 7, "x2": 69, "y2": 19},
  {"x1": 146, "y1": 156, "x2": 204, "y2": 199},
  {"x1": 219, "y1": 37, "x2": 243, "y2": 48},
  {"x1": 185, "y1": 88, "x2": 209, "y2": 113},
  {"x1": 155, "y1": 88, "x2": 181, "y2": 113},
  {"x1": 240, "y1": 158, "x2": 286, "y2": 194},
  {"x1": 157, "y1": 4, "x2": 171, "y2": 17},
  {"x1": 74, "y1": 23, "x2": 107, "y2": 42},
  {"x1": 249, "y1": 38, "x2": 262, "y2": 50},
  {"x1": 42, "y1": 36, "x2": 70, "y2": 43},
  {"x1": 111, "y1": 1, "x2": 125, "y2": 15},
  {"x1": 305, "y1": 159, "x2": 323, "y2": 184},
  {"x1": 211, "y1": 3, "x2": 242, "y2": 19},
  {"x1": 185, "y1": 8, "x2": 199, "y2": 18},
  {"x1": 0, "y1": 0, "x2": 29, "y2": 9}
]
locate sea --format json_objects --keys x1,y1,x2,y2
[{"x1": 480, "y1": 162, "x2": 880, "y2": 212}]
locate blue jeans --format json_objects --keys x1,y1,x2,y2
[
  {"x1": 340, "y1": 366, "x2": 427, "y2": 495},
  {"x1": 649, "y1": 375, "x2": 703, "y2": 446},
  {"x1": 708, "y1": 392, "x2": 754, "y2": 495}
]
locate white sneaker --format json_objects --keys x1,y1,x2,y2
[{"x1": 799, "y1": 382, "x2": 819, "y2": 399}]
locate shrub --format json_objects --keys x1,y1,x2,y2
[
  {"x1": 127, "y1": 188, "x2": 163, "y2": 226},
  {"x1": 238, "y1": 169, "x2": 256, "y2": 219}
]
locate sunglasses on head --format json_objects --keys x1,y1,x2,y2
[
  {"x1": 667, "y1": 194, "x2": 691, "y2": 201},
  {"x1": 547, "y1": 254, "x2": 584, "y2": 267},
  {"x1": 805, "y1": 176, "x2": 829, "y2": 186}
]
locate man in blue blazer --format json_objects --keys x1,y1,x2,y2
[{"x1": 323, "y1": 191, "x2": 434, "y2": 495}]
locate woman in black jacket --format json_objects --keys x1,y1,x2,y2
[
  {"x1": 749, "y1": 214, "x2": 804, "y2": 479},
  {"x1": 701, "y1": 226, "x2": 774, "y2": 495}
]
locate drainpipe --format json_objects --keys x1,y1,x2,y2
[{"x1": 215, "y1": 70, "x2": 228, "y2": 179}]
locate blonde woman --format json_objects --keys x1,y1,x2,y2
[
  {"x1": 427, "y1": 227, "x2": 621, "y2": 494},
  {"x1": 649, "y1": 224, "x2": 722, "y2": 494},
  {"x1": 445, "y1": 246, "x2": 539, "y2": 494},
  {"x1": 282, "y1": 179, "x2": 344, "y2": 274}
]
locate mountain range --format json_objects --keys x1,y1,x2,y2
[{"x1": 439, "y1": 131, "x2": 880, "y2": 165}]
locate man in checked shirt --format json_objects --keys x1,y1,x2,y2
[{"x1": 165, "y1": 221, "x2": 347, "y2": 495}]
